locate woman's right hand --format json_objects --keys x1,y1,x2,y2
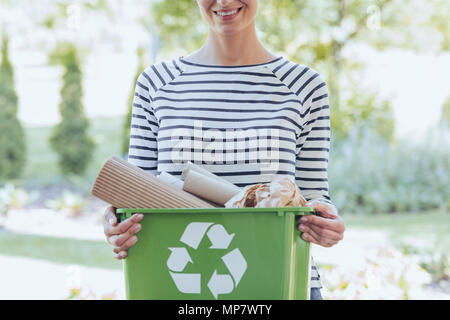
[{"x1": 103, "y1": 205, "x2": 144, "y2": 259}]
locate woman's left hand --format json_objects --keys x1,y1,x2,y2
[{"x1": 297, "y1": 200, "x2": 345, "y2": 248}]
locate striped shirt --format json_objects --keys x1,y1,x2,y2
[{"x1": 127, "y1": 55, "x2": 333, "y2": 289}]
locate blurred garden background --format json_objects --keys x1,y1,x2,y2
[{"x1": 0, "y1": 0, "x2": 449, "y2": 300}]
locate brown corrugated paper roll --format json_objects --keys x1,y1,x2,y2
[{"x1": 91, "y1": 157, "x2": 215, "y2": 208}]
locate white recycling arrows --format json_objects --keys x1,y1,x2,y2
[
  {"x1": 207, "y1": 224, "x2": 235, "y2": 249},
  {"x1": 167, "y1": 222, "x2": 247, "y2": 299},
  {"x1": 168, "y1": 272, "x2": 201, "y2": 294},
  {"x1": 207, "y1": 271, "x2": 234, "y2": 299},
  {"x1": 222, "y1": 248, "x2": 247, "y2": 286},
  {"x1": 180, "y1": 222, "x2": 212, "y2": 249},
  {"x1": 167, "y1": 247, "x2": 192, "y2": 272}
]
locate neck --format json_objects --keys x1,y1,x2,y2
[{"x1": 192, "y1": 23, "x2": 275, "y2": 66}]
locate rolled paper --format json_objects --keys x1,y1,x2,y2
[
  {"x1": 91, "y1": 156, "x2": 215, "y2": 209},
  {"x1": 157, "y1": 171, "x2": 184, "y2": 190},
  {"x1": 182, "y1": 169, "x2": 241, "y2": 206},
  {"x1": 181, "y1": 161, "x2": 240, "y2": 190}
]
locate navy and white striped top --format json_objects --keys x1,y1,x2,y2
[{"x1": 127, "y1": 54, "x2": 333, "y2": 289}]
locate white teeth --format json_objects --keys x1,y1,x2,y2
[{"x1": 216, "y1": 9, "x2": 238, "y2": 16}]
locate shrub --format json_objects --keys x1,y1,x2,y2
[
  {"x1": 49, "y1": 42, "x2": 95, "y2": 175},
  {"x1": 420, "y1": 254, "x2": 450, "y2": 285},
  {"x1": 0, "y1": 31, "x2": 26, "y2": 180},
  {"x1": 329, "y1": 125, "x2": 450, "y2": 214}
]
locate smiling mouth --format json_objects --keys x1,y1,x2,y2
[{"x1": 213, "y1": 7, "x2": 243, "y2": 15}]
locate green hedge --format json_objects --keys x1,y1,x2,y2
[
  {"x1": 0, "y1": 31, "x2": 26, "y2": 180},
  {"x1": 49, "y1": 42, "x2": 95, "y2": 175},
  {"x1": 329, "y1": 125, "x2": 450, "y2": 214}
]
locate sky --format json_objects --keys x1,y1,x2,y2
[{"x1": 350, "y1": 45, "x2": 450, "y2": 140}]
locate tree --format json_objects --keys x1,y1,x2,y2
[
  {"x1": 49, "y1": 42, "x2": 95, "y2": 175},
  {"x1": 149, "y1": 0, "x2": 449, "y2": 141},
  {"x1": 122, "y1": 46, "x2": 146, "y2": 156},
  {"x1": 0, "y1": 30, "x2": 26, "y2": 181}
]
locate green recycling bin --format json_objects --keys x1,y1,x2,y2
[{"x1": 116, "y1": 206, "x2": 315, "y2": 300}]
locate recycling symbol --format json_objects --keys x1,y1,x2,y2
[{"x1": 167, "y1": 222, "x2": 247, "y2": 299}]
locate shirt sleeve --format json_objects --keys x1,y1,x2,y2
[
  {"x1": 127, "y1": 71, "x2": 159, "y2": 176},
  {"x1": 295, "y1": 74, "x2": 333, "y2": 205}
]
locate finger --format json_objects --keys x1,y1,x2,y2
[
  {"x1": 306, "y1": 200, "x2": 339, "y2": 219},
  {"x1": 300, "y1": 214, "x2": 345, "y2": 234},
  {"x1": 106, "y1": 213, "x2": 143, "y2": 238},
  {"x1": 303, "y1": 232, "x2": 337, "y2": 247},
  {"x1": 299, "y1": 223, "x2": 340, "y2": 247},
  {"x1": 103, "y1": 219, "x2": 117, "y2": 238},
  {"x1": 106, "y1": 214, "x2": 143, "y2": 243},
  {"x1": 109, "y1": 223, "x2": 142, "y2": 247},
  {"x1": 113, "y1": 251, "x2": 127, "y2": 260},
  {"x1": 325, "y1": 239, "x2": 339, "y2": 247},
  {"x1": 117, "y1": 214, "x2": 144, "y2": 234},
  {"x1": 103, "y1": 207, "x2": 118, "y2": 237},
  {"x1": 298, "y1": 223, "x2": 322, "y2": 243},
  {"x1": 104, "y1": 206, "x2": 117, "y2": 226},
  {"x1": 113, "y1": 236, "x2": 137, "y2": 254},
  {"x1": 299, "y1": 224, "x2": 336, "y2": 247},
  {"x1": 301, "y1": 232, "x2": 321, "y2": 245},
  {"x1": 107, "y1": 234, "x2": 118, "y2": 247},
  {"x1": 299, "y1": 214, "x2": 333, "y2": 230},
  {"x1": 306, "y1": 223, "x2": 343, "y2": 242},
  {"x1": 315, "y1": 215, "x2": 345, "y2": 234},
  {"x1": 113, "y1": 235, "x2": 138, "y2": 253}
]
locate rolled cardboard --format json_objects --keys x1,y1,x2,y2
[
  {"x1": 91, "y1": 157, "x2": 215, "y2": 209},
  {"x1": 181, "y1": 161, "x2": 240, "y2": 190},
  {"x1": 182, "y1": 169, "x2": 241, "y2": 206},
  {"x1": 157, "y1": 171, "x2": 184, "y2": 190}
]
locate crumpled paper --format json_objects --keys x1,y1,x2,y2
[{"x1": 224, "y1": 175, "x2": 307, "y2": 208}]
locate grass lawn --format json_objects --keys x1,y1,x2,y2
[
  {"x1": 0, "y1": 228, "x2": 121, "y2": 270},
  {"x1": 6, "y1": 118, "x2": 447, "y2": 271},
  {"x1": 344, "y1": 210, "x2": 450, "y2": 255},
  {"x1": 21, "y1": 116, "x2": 123, "y2": 192},
  {"x1": 0, "y1": 211, "x2": 448, "y2": 271},
  {"x1": 0, "y1": 116, "x2": 124, "y2": 270}
]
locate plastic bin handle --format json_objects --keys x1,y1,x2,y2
[{"x1": 115, "y1": 206, "x2": 317, "y2": 223}]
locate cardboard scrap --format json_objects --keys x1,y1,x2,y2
[
  {"x1": 91, "y1": 157, "x2": 215, "y2": 209},
  {"x1": 224, "y1": 175, "x2": 307, "y2": 208}
]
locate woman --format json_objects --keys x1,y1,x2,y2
[{"x1": 103, "y1": 0, "x2": 345, "y2": 300}]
